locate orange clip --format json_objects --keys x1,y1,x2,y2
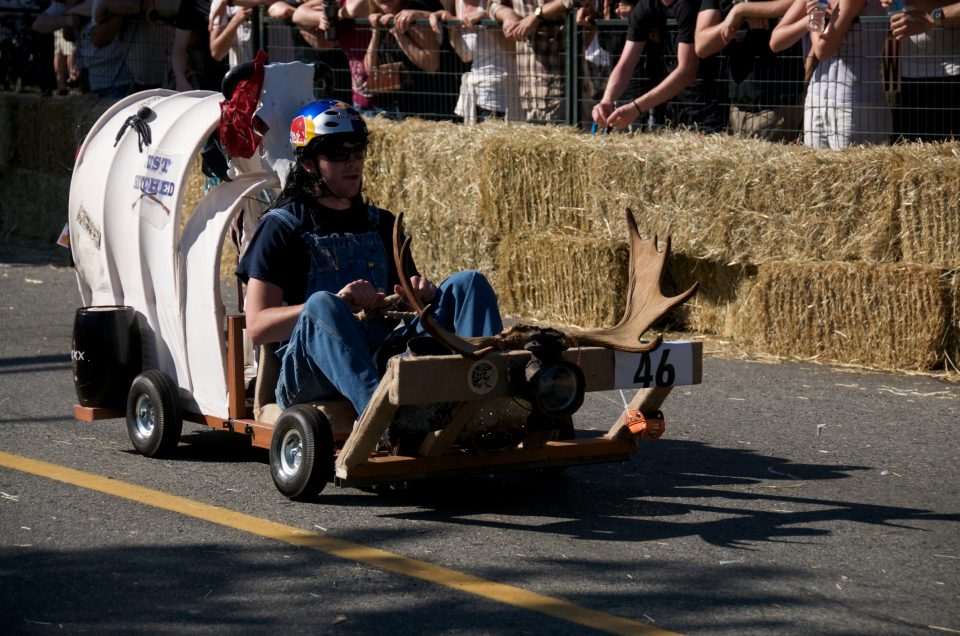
[{"x1": 625, "y1": 409, "x2": 665, "y2": 440}]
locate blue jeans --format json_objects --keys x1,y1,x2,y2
[{"x1": 276, "y1": 270, "x2": 503, "y2": 416}]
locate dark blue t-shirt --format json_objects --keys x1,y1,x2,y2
[{"x1": 236, "y1": 198, "x2": 412, "y2": 306}]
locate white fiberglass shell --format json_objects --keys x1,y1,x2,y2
[
  {"x1": 68, "y1": 90, "x2": 270, "y2": 417},
  {"x1": 69, "y1": 62, "x2": 315, "y2": 418}
]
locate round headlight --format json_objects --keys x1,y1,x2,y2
[{"x1": 529, "y1": 361, "x2": 585, "y2": 418}]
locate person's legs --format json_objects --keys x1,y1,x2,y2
[
  {"x1": 275, "y1": 291, "x2": 382, "y2": 414},
  {"x1": 423, "y1": 270, "x2": 503, "y2": 337}
]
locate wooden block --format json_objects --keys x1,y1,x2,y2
[
  {"x1": 73, "y1": 404, "x2": 124, "y2": 422},
  {"x1": 339, "y1": 437, "x2": 638, "y2": 484},
  {"x1": 418, "y1": 401, "x2": 482, "y2": 457},
  {"x1": 335, "y1": 365, "x2": 398, "y2": 477}
]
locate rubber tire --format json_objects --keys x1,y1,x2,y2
[
  {"x1": 126, "y1": 370, "x2": 183, "y2": 458},
  {"x1": 270, "y1": 405, "x2": 334, "y2": 501}
]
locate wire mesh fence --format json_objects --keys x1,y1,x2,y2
[
  {"x1": 5, "y1": 4, "x2": 958, "y2": 144},
  {"x1": 262, "y1": 13, "x2": 959, "y2": 144}
]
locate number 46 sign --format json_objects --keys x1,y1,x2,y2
[{"x1": 613, "y1": 341, "x2": 703, "y2": 390}]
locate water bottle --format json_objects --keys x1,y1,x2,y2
[
  {"x1": 807, "y1": 0, "x2": 829, "y2": 32},
  {"x1": 887, "y1": 0, "x2": 906, "y2": 13},
  {"x1": 323, "y1": 0, "x2": 338, "y2": 40}
]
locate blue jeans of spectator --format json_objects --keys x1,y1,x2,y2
[{"x1": 275, "y1": 270, "x2": 502, "y2": 417}]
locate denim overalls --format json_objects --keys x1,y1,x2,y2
[{"x1": 271, "y1": 203, "x2": 504, "y2": 418}]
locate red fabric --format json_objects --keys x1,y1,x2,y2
[{"x1": 218, "y1": 49, "x2": 268, "y2": 159}]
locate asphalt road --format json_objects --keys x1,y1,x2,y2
[{"x1": 1, "y1": 242, "x2": 958, "y2": 635}]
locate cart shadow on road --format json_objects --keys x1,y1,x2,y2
[
  {"x1": 165, "y1": 427, "x2": 960, "y2": 551},
  {"x1": 339, "y1": 439, "x2": 960, "y2": 550}
]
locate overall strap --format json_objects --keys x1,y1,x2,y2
[
  {"x1": 263, "y1": 207, "x2": 300, "y2": 232},
  {"x1": 366, "y1": 204, "x2": 381, "y2": 228}
]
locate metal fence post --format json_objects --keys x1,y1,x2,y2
[{"x1": 565, "y1": 11, "x2": 581, "y2": 126}]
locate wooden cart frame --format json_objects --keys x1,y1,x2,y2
[{"x1": 76, "y1": 314, "x2": 702, "y2": 491}]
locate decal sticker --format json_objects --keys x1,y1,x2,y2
[
  {"x1": 468, "y1": 359, "x2": 498, "y2": 395},
  {"x1": 75, "y1": 204, "x2": 101, "y2": 249},
  {"x1": 136, "y1": 151, "x2": 180, "y2": 229}
]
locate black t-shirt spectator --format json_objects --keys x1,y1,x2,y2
[
  {"x1": 625, "y1": 0, "x2": 726, "y2": 132},
  {"x1": 700, "y1": 0, "x2": 803, "y2": 105},
  {"x1": 626, "y1": 0, "x2": 698, "y2": 45},
  {"x1": 175, "y1": 0, "x2": 227, "y2": 90}
]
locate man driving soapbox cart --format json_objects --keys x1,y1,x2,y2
[{"x1": 69, "y1": 60, "x2": 702, "y2": 502}]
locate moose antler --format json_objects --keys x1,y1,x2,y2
[{"x1": 392, "y1": 210, "x2": 698, "y2": 359}]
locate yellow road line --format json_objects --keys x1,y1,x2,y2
[{"x1": 0, "y1": 451, "x2": 678, "y2": 636}]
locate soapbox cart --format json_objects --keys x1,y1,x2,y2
[{"x1": 67, "y1": 64, "x2": 702, "y2": 501}]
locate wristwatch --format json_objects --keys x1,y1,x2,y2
[
  {"x1": 931, "y1": 7, "x2": 944, "y2": 28},
  {"x1": 534, "y1": 4, "x2": 545, "y2": 19}
]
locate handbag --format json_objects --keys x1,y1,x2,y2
[{"x1": 367, "y1": 61, "x2": 403, "y2": 94}]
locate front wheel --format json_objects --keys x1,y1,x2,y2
[
  {"x1": 270, "y1": 405, "x2": 334, "y2": 501},
  {"x1": 126, "y1": 370, "x2": 182, "y2": 457}
]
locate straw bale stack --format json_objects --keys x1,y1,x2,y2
[
  {"x1": 897, "y1": 142, "x2": 960, "y2": 267},
  {"x1": 15, "y1": 94, "x2": 107, "y2": 175},
  {"x1": 0, "y1": 95, "x2": 15, "y2": 176},
  {"x1": 736, "y1": 261, "x2": 948, "y2": 370},
  {"x1": 365, "y1": 118, "x2": 495, "y2": 277},
  {"x1": 495, "y1": 231, "x2": 629, "y2": 328},
  {"x1": 579, "y1": 133, "x2": 905, "y2": 264},
  {"x1": 667, "y1": 254, "x2": 757, "y2": 336},
  {"x1": 476, "y1": 124, "x2": 594, "y2": 235},
  {"x1": 0, "y1": 169, "x2": 71, "y2": 241},
  {"x1": 947, "y1": 270, "x2": 960, "y2": 374}
]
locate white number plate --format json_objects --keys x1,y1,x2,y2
[{"x1": 613, "y1": 340, "x2": 702, "y2": 389}]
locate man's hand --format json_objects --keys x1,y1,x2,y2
[
  {"x1": 591, "y1": 101, "x2": 614, "y2": 127},
  {"x1": 340, "y1": 279, "x2": 385, "y2": 311},
  {"x1": 267, "y1": 0, "x2": 295, "y2": 20},
  {"x1": 615, "y1": 0, "x2": 633, "y2": 18},
  {"x1": 605, "y1": 101, "x2": 641, "y2": 130},
  {"x1": 395, "y1": 275, "x2": 437, "y2": 306},
  {"x1": 891, "y1": 8, "x2": 935, "y2": 38},
  {"x1": 506, "y1": 13, "x2": 540, "y2": 40}
]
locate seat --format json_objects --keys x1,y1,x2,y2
[{"x1": 253, "y1": 342, "x2": 356, "y2": 441}]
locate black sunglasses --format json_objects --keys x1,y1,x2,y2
[{"x1": 321, "y1": 145, "x2": 368, "y2": 162}]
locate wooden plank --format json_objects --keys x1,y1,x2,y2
[
  {"x1": 334, "y1": 365, "x2": 398, "y2": 477},
  {"x1": 226, "y1": 314, "x2": 250, "y2": 420},
  {"x1": 339, "y1": 437, "x2": 637, "y2": 484},
  {"x1": 390, "y1": 341, "x2": 702, "y2": 406},
  {"x1": 74, "y1": 404, "x2": 124, "y2": 422},
  {"x1": 231, "y1": 418, "x2": 275, "y2": 449},
  {"x1": 605, "y1": 386, "x2": 674, "y2": 440},
  {"x1": 418, "y1": 401, "x2": 482, "y2": 457}
]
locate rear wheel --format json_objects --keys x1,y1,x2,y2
[
  {"x1": 126, "y1": 370, "x2": 182, "y2": 457},
  {"x1": 270, "y1": 405, "x2": 334, "y2": 501}
]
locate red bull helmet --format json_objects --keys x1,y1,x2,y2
[{"x1": 289, "y1": 99, "x2": 368, "y2": 156}]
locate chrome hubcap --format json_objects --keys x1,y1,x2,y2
[
  {"x1": 279, "y1": 429, "x2": 303, "y2": 478},
  {"x1": 135, "y1": 394, "x2": 155, "y2": 439}
]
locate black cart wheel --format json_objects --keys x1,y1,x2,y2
[
  {"x1": 126, "y1": 370, "x2": 182, "y2": 458},
  {"x1": 270, "y1": 405, "x2": 334, "y2": 501}
]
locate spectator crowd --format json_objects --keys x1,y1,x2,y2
[{"x1": 23, "y1": 0, "x2": 960, "y2": 147}]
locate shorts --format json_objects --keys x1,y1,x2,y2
[{"x1": 54, "y1": 30, "x2": 75, "y2": 56}]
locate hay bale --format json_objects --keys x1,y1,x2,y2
[
  {"x1": 364, "y1": 118, "x2": 495, "y2": 277},
  {"x1": 0, "y1": 169, "x2": 71, "y2": 242},
  {"x1": 946, "y1": 270, "x2": 960, "y2": 375},
  {"x1": 477, "y1": 124, "x2": 593, "y2": 236},
  {"x1": 0, "y1": 94, "x2": 17, "y2": 176},
  {"x1": 897, "y1": 142, "x2": 960, "y2": 268},
  {"x1": 579, "y1": 132, "x2": 905, "y2": 264},
  {"x1": 15, "y1": 94, "x2": 108, "y2": 175},
  {"x1": 495, "y1": 231, "x2": 629, "y2": 328},
  {"x1": 736, "y1": 261, "x2": 947, "y2": 370},
  {"x1": 666, "y1": 254, "x2": 757, "y2": 337}
]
